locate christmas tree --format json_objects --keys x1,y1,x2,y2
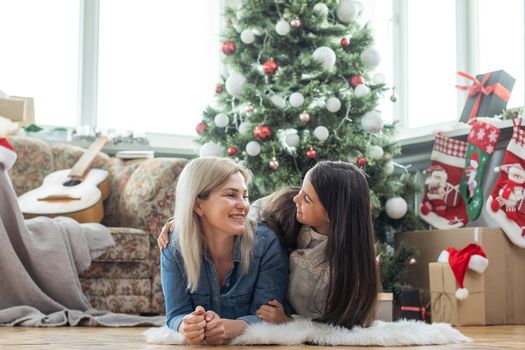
[{"x1": 196, "y1": 0, "x2": 422, "y2": 296}]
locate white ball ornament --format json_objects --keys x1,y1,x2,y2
[
  {"x1": 385, "y1": 160, "x2": 395, "y2": 175},
  {"x1": 285, "y1": 133, "x2": 300, "y2": 147},
  {"x1": 289, "y1": 92, "x2": 305, "y2": 107},
  {"x1": 214, "y1": 113, "x2": 229, "y2": 128},
  {"x1": 312, "y1": 46, "x2": 336, "y2": 70},
  {"x1": 372, "y1": 73, "x2": 386, "y2": 85},
  {"x1": 271, "y1": 94, "x2": 286, "y2": 109},
  {"x1": 369, "y1": 145, "x2": 384, "y2": 160},
  {"x1": 225, "y1": 73, "x2": 246, "y2": 97},
  {"x1": 361, "y1": 48, "x2": 381, "y2": 69},
  {"x1": 199, "y1": 142, "x2": 222, "y2": 157},
  {"x1": 238, "y1": 122, "x2": 250, "y2": 135},
  {"x1": 326, "y1": 97, "x2": 341, "y2": 112},
  {"x1": 313, "y1": 3, "x2": 329, "y2": 17},
  {"x1": 361, "y1": 111, "x2": 384, "y2": 133},
  {"x1": 385, "y1": 197, "x2": 408, "y2": 219},
  {"x1": 240, "y1": 29, "x2": 255, "y2": 44},
  {"x1": 354, "y1": 84, "x2": 371, "y2": 97},
  {"x1": 336, "y1": 0, "x2": 359, "y2": 23},
  {"x1": 313, "y1": 126, "x2": 329, "y2": 141},
  {"x1": 245, "y1": 141, "x2": 261, "y2": 156},
  {"x1": 275, "y1": 19, "x2": 291, "y2": 36}
]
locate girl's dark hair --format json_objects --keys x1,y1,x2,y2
[
  {"x1": 261, "y1": 186, "x2": 301, "y2": 249},
  {"x1": 310, "y1": 161, "x2": 378, "y2": 329}
]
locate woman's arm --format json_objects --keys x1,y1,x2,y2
[
  {"x1": 240, "y1": 227, "x2": 290, "y2": 324},
  {"x1": 160, "y1": 238, "x2": 194, "y2": 331}
]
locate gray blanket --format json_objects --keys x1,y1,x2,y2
[{"x1": 0, "y1": 163, "x2": 164, "y2": 327}]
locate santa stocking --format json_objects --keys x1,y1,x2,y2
[
  {"x1": 420, "y1": 132, "x2": 468, "y2": 229},
  {"x1": 459, "y1": 120, "x2": 501, "y2": 220},
  {"x1": 486, "y1": 118, "x2": 525, "y2": 248}
]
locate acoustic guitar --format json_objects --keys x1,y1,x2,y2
[{"x1": 18, "y1": 138, "x2": 110, "y2": 223}]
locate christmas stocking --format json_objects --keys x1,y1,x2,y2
[
  {"x1": 420, "y1": 132, "x2": 468, "y2": 229},
  {"x1": 459, "y1": 120, "x2": 501, "y2": 220},
  {"x1": 486, "y1": 119, "x2": 525, "y2": 248}
]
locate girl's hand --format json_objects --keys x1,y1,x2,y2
[
  {"x1": 179, "y1": 306, "x2": 206, "y2": 345},
  {"x1": 203, "y1": 311, "x2": 227, "y2": 345},
  {"x1": 256, "y1": 300, "x2": 292, "y2": 324},
  {"x1": 157, "y1": 217, "x2": 175, "y2": 250}
]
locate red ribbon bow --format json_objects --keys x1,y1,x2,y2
[
  {"x1": 456, "y1": 71, "x2": 511, "y2": 121},
  {"x1": 400, "y1": 306, "x2": 428, "y2": 321}
]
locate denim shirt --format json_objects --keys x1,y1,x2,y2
[{"x1": 161, "y1": 224, "x2": 289, "y2": 331}]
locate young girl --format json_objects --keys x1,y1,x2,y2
[
  {"x1": 158, "y1": 161, "x2": 378, "y2": 330},
  {"x1": 160, "y1": 157, "x2": 289, "y2": 345},
  {"x1": 257, "y1": 161, "x2": 378, "y2": 329}
]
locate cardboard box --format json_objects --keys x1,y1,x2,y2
[
  {"x1": 399, "y1": 289, "x2": 430, "y2": 322},
  {"x1": 458, "y1": 70, "x2": 515, "y2": 123},
  {"x1": 396, "y1": 227, "x2": 525, "y2": 325},
  {"x1": 0, "y1": 96, "x2": 35, "y2": 126},
  {"x1": 429, "y1": 263, "x2": 486, "y2": 326},
  {"x1": 375, "y1": 292, "x2": 393, "y2": 322}
]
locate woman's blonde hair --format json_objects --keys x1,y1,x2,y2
[{"x1": 174, "y1": 156, "x2": 254, "y2": 292}]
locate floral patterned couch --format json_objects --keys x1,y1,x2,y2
[{"x1": 8, "y1": 136, "x2": 188, "y2": 315}]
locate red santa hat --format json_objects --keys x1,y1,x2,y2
[
  {"x1": 424, "y1": 164, "x2": 446, "y2": 175},
  {"x1": 437, "y1": 243, "x2": 488, "y2": 300},
  {"x1": 495, "y1": 163, "x2": 524, "y2": 174},
  {"x1": 469, "y1": 151, "x2": 479, "y2": 167},
  {"x1": 0, "y1": 138, "x2": 16, "y2": 170}
]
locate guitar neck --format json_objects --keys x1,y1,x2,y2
[{"x1": 68, "y1": 138, "x2": 108, "y2": 179}]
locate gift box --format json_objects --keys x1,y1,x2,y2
[
  {"x1": 396, "y1": 227, "x2": 525, "y2": 325},
  {"x1": 375, "y1": 292, "x2": 393, "y2": 322},
  {"x1": 399, "y1": 289, "x2": 430, "y2": 322},
  {"x1": 429, "y1": 263, "x2": 486, "y2": 326},
  {"x1": 457, "y1": 70, "x2": 515, "y2": 123}
]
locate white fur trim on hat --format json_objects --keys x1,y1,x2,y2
[
  {"x1": 0, "y1": 144, "x2": 16, "y2": 170},
  {"x1": 469, "y1": 254, "x2": 489, "y2": 274},
  {"x1": 455, "y1": 288, "x2": 469, "y2": 300}
]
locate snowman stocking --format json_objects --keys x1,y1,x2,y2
[
  {"x1": 486, "y1": 119, "x2": 525, "y2": 247},
  {"x1": 459, "y1": 120, "x2": 501, "y2": 220},
  {"x1": 420, "y1": 132, "x2": 468, "y2": 229}
]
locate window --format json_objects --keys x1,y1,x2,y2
[
  {"x1": 477, "y1": 0, "x2": 524, "y2": 110},
  {"x1": 0, "y1": 0, "x2": 80, "y2": 127},
  {"x1": 97, "y1": 0, "x2": 221, "y2": 136}
]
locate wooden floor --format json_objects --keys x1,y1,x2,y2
[{"x1": 1, "y1": 325, "x2": 524, "y2": 349}]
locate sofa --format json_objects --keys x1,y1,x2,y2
[{"x1": 8, "y1": 136, "x2": 188, "y2": 314}]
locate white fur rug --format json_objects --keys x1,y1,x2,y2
[{"x1": 143, "y1": 319, "x2": 471, "y2": 346}]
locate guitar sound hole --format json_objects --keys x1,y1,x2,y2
[{"x1": 63, "y1": 179, "x2": 81, "y2": 187}]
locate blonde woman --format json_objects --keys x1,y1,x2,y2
[{"x1": 161, "y1": 157, "x2": 288, "y2": 345}]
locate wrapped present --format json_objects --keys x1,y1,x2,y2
[
  {"x1": 444, "y1": 183, "x2": 461, "y2": 207},
  {"x1": 457, "y1": 70, "x2": 515, "y2": 123},
  {"x1": 429, "y1": 263, "x2": 485, "y2": 326},
  {"x1": 396, "y1": 227, "x2": 525, "y2": 325},
  {"x1": 399, "y1": 289, "x2": 430, "y2": 322},
  {"x1": 375, "y1": 292, "x2": 393, "y2": 321}
]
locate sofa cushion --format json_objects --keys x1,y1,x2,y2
[
  {"x1": 95, "y1": 227, "x2": 150, "y2": 262},
  {"x1": 80, "y1": 278, "x2": 151, "y2": 296},
  {"x1": 8, "y1": 136, "x2": 54, "y2": 196},
  {"x1": 104, "y1": 158, "x2": 186, "y2": 235}
]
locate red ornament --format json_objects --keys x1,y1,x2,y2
[
  {"x1": 227, "y1": 147, "x2": 238, "y2": 156},
  {"x1": 253, "y1": 125, "x2": 271, "y2": 140},
  {"x1": 195, "y1": 122, "x2": 208, "y2": 135},
  {"x1": 221, "y1": 40, "x2": 236, "y2": 55},
  {"x1": 357, "y1": 156, "x2": 367, "y2": 166},
  {"x1": 269, "y1": 157, "x2": 280, "y2": 170},
  {"x1": 349, "y1": 74, "x2": 365, "y2": 87},
  {"x1": 262, "y1": 59, "x2": 279, "y2": 75},
  {"x1": 215, "y1": 84, "x2": 223, "y2": 94},
  {"x1": 341, "y1": 38, "x2": 350, "y2": 47},
  {"x1": 306, "y1": 148, "x2": 317, "y2": 159}
]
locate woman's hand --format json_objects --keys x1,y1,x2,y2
[
  {"x1": 157, "y1": 217, "x2": 175, "y2": 250},
  {"x1": 203, "y1": 311, "x2": 227, "y2": 345},
  {"x1": 179, "y1": 306, "x2": 206, "y2": 345},
  {"x1": 256, "y1": 300, "x2": 292, "y2": 324}
]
